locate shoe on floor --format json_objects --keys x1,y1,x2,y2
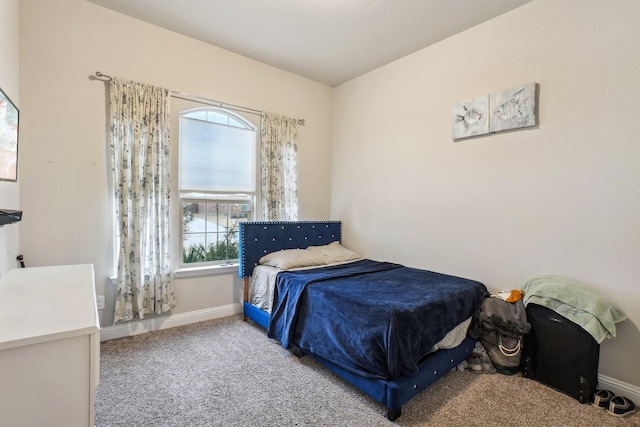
[
  {"x1": 607, "y1": 396, "x2": 636, "y2": 418},
  {"x1": 591, "y1": 389, "x2": 615, "y2": 409},
  {"x1": 466, "y1": 353, "x2": 483, "y2": 372}
]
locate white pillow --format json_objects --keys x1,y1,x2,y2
[
  {"x1": 307, "y1": 241, "x2": 361, "y2": 263},
  {"x1": 259, "y1": 249, "x2": 327, "y2": 270}
]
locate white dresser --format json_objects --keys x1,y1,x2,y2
[{"x1": 0, "y1": 264, "x2": 100, "y2": 427}]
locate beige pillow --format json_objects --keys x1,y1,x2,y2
[
  {"x1": 307, "y1": 241, "x2": 361, "y2": 263},
  {"x1": 259, "y1": 249, "x2": 327, "y2": 270}
]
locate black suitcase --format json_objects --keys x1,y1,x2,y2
[{"x1": 522, "y1": 303, "x2": 599, "y2": 404}]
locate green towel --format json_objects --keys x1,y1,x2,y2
[{"x1": 522, "y1": 275, "x2": 627, "y2": 344}]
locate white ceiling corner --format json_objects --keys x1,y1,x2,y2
[{"x1": 86, "y1": 0, "x2": 533, "y2": 87}]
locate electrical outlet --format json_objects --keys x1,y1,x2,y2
[{"x1": 96, "y1": 295, "x2": 105, "y2": 310}]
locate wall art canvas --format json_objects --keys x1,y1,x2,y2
[
  {"x1": 489, "y1": 83, "x2": 536, "y2": 133},
  {"x1": 452, "y1": 95, "x2": 489, "y2": 140},
  {"x1": 0, "y1": 87, "x2": 19, "y2": 182}
]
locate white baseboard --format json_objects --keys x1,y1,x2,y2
[
  {"x1": 599, "y1": 374, "x2": 640, "y2": 404},
  {"x1": 100, "y1": 303, "x2": 242, "y2": 342}
]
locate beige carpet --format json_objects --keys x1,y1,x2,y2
[{"x1": 96, "y1": 315, "x2": 639, "y2": 426}]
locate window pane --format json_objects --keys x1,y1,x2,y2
[
  {"x1": 184, "y1": 110, "x2": 208, "y2": 121},
  {"x1": 182, "y1": 200, "x2": 247, "y2": 264},
  {"x1": 205, "y1": 111, "x2": 228, "y2": 124},
  {"x1": 228, "y1": 117, "x2": 244, "y2": 127},
  {"x1": 182, "y1": 202, "x2": 203, "y2": 233},
  {"x1": 184, "y1": 233, "x2": 205, "y2": 249},
  {"x1": 180, "y1": 117, "x2": 256, "y2": 192}
]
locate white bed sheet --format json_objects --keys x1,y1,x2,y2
[
  {"x1": 249, "y1": 260, "x2": 361, "y2": 313},
  {"x1": 249, "y1": 265, "x2": 281, "y2": 314}
]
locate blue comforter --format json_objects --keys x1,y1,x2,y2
[{"x1": 268, "y1": 259, "x2": 486, "y2": 380}]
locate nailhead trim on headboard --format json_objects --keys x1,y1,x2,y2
[{"x1": 239, "y1": 221, "x2": 342, "y2": 278}]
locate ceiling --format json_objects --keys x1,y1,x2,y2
[{"x1": 87, "y1": 0, "x2": 532, "y2": 87}]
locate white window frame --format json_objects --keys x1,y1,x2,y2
[{"x1": 177, "y1": 107, "x2": 258, "y2": 270}]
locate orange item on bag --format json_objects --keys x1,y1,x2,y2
[{"x1": 493, "y1": 289, "x2": 524, "y2": 303}]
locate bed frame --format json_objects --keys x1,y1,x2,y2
[{"x1": 239, "y1": 220, "x2": 476, "y2": 421}]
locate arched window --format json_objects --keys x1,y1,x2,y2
[{"x1": 179, "y1": 108, "x2": 256, "y2": 265}]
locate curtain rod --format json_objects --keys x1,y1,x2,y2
[{"x1": 93, "y1": 71, "x2": 305, "y2": 126}]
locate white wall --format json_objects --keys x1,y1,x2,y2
[
  {"x1": 332, "y1": 0, "x2": 640, "y2": 386},
  {"x1": 17, "y1": 0, "x2": 639, "y2": 389},
  {"x1": 19, "y1": 0, "x2": 333, "y2": 325},
  {"x1": 0, "y1": 0, "x2": 20, "y2": 277}
]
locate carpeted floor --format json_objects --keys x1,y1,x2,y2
[{"x1": 96, "y1": 315, "x2": 639, "y2": 426}]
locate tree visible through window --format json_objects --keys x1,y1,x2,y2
[{"x1": 179, "y1": 108, "x2": 256, "y2": 265}]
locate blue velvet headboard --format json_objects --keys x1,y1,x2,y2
[{"x1": 239, "y1": 221, "x2": 342, "y2": 278}]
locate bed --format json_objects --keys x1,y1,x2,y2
[{"x1": 239, "y1": 221, "x2": 487, "y2": 421}]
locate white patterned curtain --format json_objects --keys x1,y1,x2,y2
[
  {"x1": 109, "y1": 78, "x2": 175, "y2": 322},
  {"x1": 260, "y1": 112, "x2": 299, "y2": 220}
]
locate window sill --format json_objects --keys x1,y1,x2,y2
[
  {"x1": 174, "y1": 263, "x2": 239, "y2": 279},
  {"x1": 109, "y1": 263, "x2": 238, "y2": 284}
]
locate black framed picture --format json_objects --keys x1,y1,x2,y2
[{"x1": 0, "y1": 86, "x2": 19, "y2": 182}]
